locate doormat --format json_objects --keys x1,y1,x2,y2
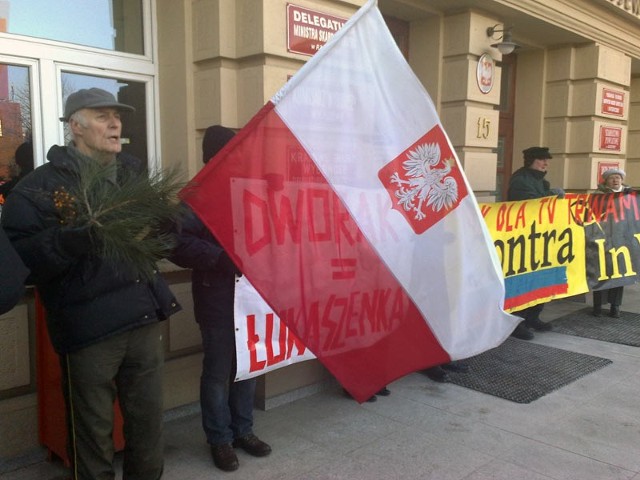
[
  {"x1": 448, "y1": 338, "x2": 612, "y2": 403},
  {"x1": 551, "y1": 307, "x2": 640, "y2": 346}
]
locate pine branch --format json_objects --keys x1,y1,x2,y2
[{"x1": 57, "y1": 160, "x2": 187, "y2": 280}]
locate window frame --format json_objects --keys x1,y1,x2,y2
[{"x1": 0, "y1": 0, "x2": 160, "y2": 170}]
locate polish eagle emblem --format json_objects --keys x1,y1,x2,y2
[
  {"x1": 378, "y1": 126, "x2": 468, "y2": 234},
  {"x1": 389, "y1": 142, "x2": 459, "y2": 221}
]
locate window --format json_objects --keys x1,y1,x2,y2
[
  {"x1": 0, "y1": 63, "x2": 32, "y2": 179},
  {"x1": 2, "y1": 0, "x2": 144, "y2": 54}
]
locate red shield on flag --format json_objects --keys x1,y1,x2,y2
[{"x1": 378, "y1": 125, "x2": 468, "y2": 234}]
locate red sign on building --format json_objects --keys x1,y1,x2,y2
[
  {"x1": 286, "y1": 4, "x2": 347, "y2": 56},
  {"x1": 599, "y1": 125, "x2": 622, "y2": 151},
  {"x1": 601, "y1": 88, "x2": 625, "y2": 116},
  {"x1": 598, "y1": 161, "x2": 620, "y2": 183}
]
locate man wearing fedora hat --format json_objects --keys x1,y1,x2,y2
[
  {"x1": 1, "y1": 87, "x2": 181, "y2": 479},
  {"x1": 507, "y1": 146, "x2": 564, "y2": 340}
]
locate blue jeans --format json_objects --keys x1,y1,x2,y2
[{"x1": 199, "y1": 322, "x2": 256, "y2": 446}]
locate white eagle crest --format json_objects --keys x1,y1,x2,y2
[{"x1": 389, "y1": 142, "x2": 459, "y2": 221}]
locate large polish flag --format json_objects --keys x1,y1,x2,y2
[{"x1": 184, "y1": 0, "x2": 519, "y2": 403}]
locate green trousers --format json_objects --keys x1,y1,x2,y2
[{"x1": 60, "y1": 322, "x2": 165, "y2": 480}]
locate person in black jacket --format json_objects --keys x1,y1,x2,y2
[
  {"x1": 170, "y1": 125, "x2": 271, "y2": 472},
  {"x1": 507, "y1": 146, "x2": 564, "y2": 340},
  {"x1": 1, "y1": 88, "x2": 181, "y2": 480}
]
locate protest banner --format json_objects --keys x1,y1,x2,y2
[{"x1": 234, "y1": 192, "x2": 640, "y2": 380}]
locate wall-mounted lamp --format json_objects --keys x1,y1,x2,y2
[{"x1": 486, "y1": 24, "x2": 520, "y2": 55}]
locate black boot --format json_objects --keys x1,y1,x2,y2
[
  {"x1": 376, "y1": 386, "x2": 391, "y2": 396},
  {"x1": 441, "y1": 361, "x2": 470, "y2": 373},
  {"x1": 525, "y1": 317, "x2": 552, "y2": 332},
  {"x1": 609, "y1": 305, "x2": 620, "y2": 318},
  {"x1": 592, "y1": 304, "x2": 602, "y2": 317},
  {"x1": 423, "y1": 366, "x2": 450, "y2": 383},
  {"x1": 510, "y1": 322, "x2": 534, "y2": 340}
]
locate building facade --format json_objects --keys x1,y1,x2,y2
[{"x1": 1, "y1": 0, "x2": 639, "y2": 460}]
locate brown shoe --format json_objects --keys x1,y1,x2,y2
[
  {"x1": 211, "y1": 443, "x2": 239, "y2": 471},
  {"x1": 233, "y1": 433, "x2": 272, "y2": 457}
]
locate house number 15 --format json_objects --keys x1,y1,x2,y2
[{"x1": 477, "y1": 117, "x2": 491, "y2": 139}]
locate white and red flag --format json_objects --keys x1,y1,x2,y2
[{"x1": 184, "y1": 0, "x2": 518, "y2": 402}]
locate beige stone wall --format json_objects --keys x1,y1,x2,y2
[
  {"x1": 514, "y1": 44, "x2": 632, "y2": 191},
  {"x1": 0, "y1": 303, "x2": 30, "y2": 392},
  {"x1": 181, "y1": 0, "x2": 364, "y2": 177},
  {"x1": 408, "y1": 17, "x2": 442, "y2": 109},
  {"x1": 627, "y1": 77, "x2": 640, "y2": 185},
  {"x1": 157, "y1": 0, "x2": 195, "y2": 178}
]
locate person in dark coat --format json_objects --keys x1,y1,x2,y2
[
  {"x1": 0, "y1": 142, "x2": 34, "y2": 205},
  {"x1": 0, "y1": 226, "x2": 28, "y2": 315},
  {"x1": 0, "y1": 160, "x2": 19, "y2": 203},
  {"x1": 1, "y1": 88, "x2": 181, "y2": 480},
  {"x1": 592, "y1": 168, "x2": 633, "y2": 318},
  {"x1": 507, "y1": 146, "x2": 564, "y2": 340},
  {"x1": 170, "y1": 125, "x2": 271, "y2": 472}
]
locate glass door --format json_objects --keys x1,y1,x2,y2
[{"x1": 0, "y1": 59, "x2": 36, "y2": 208}]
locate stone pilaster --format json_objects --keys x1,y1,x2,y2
[
  {"x1": 542, "y1": 44, "x2": 631, "y2": 189},
  {"x1": 439, "y1": 10, "x2": 505, "y2": 201}
]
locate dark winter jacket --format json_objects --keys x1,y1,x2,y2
[
  {"x1": 507, "y1": 167, "x2": 553, "y2": 201},
  {"x1": 0, "y1": 145, "x2": 181, "y2": 354},
  {"x1": 169, "y1": 207, "x2": 238, "y2": 324}
]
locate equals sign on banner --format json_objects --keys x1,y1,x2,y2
[{"x1": 331, "y1": 258, "x2": 357, "y2": 280}]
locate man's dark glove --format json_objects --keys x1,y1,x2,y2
[
  {"x1": 58, "y1": 226, "x2": 96, "y2": 256},
  {"x1": 217, "y1": 251, "x2": 242, "y2": 276}
]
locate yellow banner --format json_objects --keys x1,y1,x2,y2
[{"x1": 480, "y1": 197, "x2": 588, "y2": 312}]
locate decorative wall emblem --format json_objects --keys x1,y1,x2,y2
[{"x1": 477, "y1": 53, "x2": 495, "y2": 94}]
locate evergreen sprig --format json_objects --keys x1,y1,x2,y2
[{"x1": 60, "y1": 159, "x2": 186, "y2": 280}]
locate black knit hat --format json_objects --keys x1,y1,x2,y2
[
  {"x1": 523, "y1": 146, "x2": 552, "y2": 167},
  {"x1": 202, "y1": 125, "x2": 235, "y2": 164}
]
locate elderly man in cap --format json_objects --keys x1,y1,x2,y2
[
  {"x1": 507, "y1": 146, "x2": 564, "y2": 340},
  {"x1": 1, "y1": 88, "x2": 180, "y2": 480},
  {"x1": 592, "y1": 168, "x2": 634, "y2": 317}
]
